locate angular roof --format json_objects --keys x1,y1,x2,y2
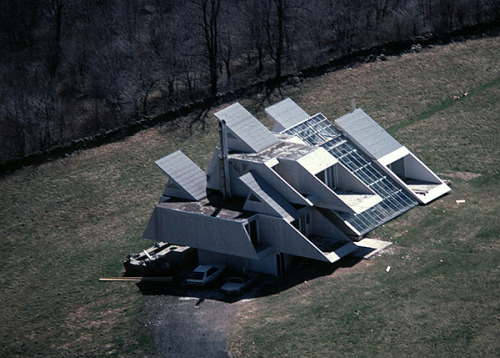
[
  {"x1": 240, "y1": 171, "x2": 298, "y2": 220},
  {"x1": 257, "y1": 215, "x2": 357, "y2": 263},
  {"x1": 282, "y1": 113, "x2": 341, "y2": 145},
  {"x1": 335, "y1": 109, "x2": 402, "y2": 160},
  {"x1": 281, "y1": 110, "x2": 417, "y2": 236},
  {"x1": 143, "y1": 203, "x2": 260, "y2": 260},
  {"x1": 335, "y1": 109, "x2": 451, "y2": 204},
  {"x1": 214, "y1": 102, "x2": 279, "y2": 153},
  {"x1": 152, "y1": 193, "x2": 251, "y2": 219},
  {"x1": 229, "y1": 141, "x2": 315, "y2": 164},
  {"x1": 265, "y1": 98, "x2": 310, "y2": 132},
  {"x1": 143, "y1": 99, "x2": 451, "y2": 272},
  {"x1": 155, "y1": 150, "x2": 207, "y2": 201}
]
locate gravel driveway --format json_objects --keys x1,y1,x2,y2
[
  {"x1": 138, "y1": 258, "x2": 341, "y2": 357},
  {"x1": 142, "y1": 291, "x2": 242, "y2": 358}
]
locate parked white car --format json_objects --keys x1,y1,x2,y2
[
  {"x1": 186, "y1": 265, "x2": 225, "y2": 286},
  {"x1": 220, "y1": 273, "x2": 258, "y2": 295}
]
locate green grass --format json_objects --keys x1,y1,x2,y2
[
  {"x1": 229, "y1": 36, "x2": 500, "y2": 357},
  {"x1": 1, "y1": 36, "x2": 499, "y2": 356},
  {"x1": 388, "y1": 76, "x2": 500, "y2": 134},
  {"x1": 0, "y1": 123, "x2": 218, "y2": 356}
]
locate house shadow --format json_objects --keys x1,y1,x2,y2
[{"x1": 135, "y1": 255, "x2": 364, "y2": 304}]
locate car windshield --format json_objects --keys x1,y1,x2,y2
[
  {"x1": 228, "y1": 278, "x2": 243, "y2": 284},
  {"x1": 207, "y1": 267, "x2": 218, "y2": 276},
  {"x1": 188, "y1": 272, "x2": 204, "y2": 280}
]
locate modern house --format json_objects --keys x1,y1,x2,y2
[{"x1": 143, "y1": 99, "x2": 450, "y2": 276}]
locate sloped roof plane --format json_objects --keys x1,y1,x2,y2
[
  {"x1": 265, "y1": 98, "x2": 310, "y2": 132},
  {"x1": 240, "y1": 171, "x2": 299, "y2": 221},
  {"x1": 214, "y1": 102, "x2": 279, "y2": 153},
  {"x1": 155, "y1": 150, "x2": 207, "y2": 201},
  {"x1": 335, "y1": 109, "x2": 450, "y2": 204},
  {"x1": 335, "y1": 108, "x2": 402, "y2": 160},
  {"x1": 257, "y1": 215, "x2": 357, "y2": 263},
  {"x1": 143, "y1": 204, "x2": 260, "y2": 260}
]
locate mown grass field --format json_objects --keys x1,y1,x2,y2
[
  {"x1": 230, "y1": 37, "x2": 500, "y2": 357},
  {"x1": 0, "y1": 35, "x2": 499, "y2": 357}
]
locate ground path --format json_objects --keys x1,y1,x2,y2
[{"x1": 143, "y1": 294, "x2": 240, "y2": 358}]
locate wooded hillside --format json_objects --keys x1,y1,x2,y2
[{"x1": 0, "y1": 0, "x2": 498, "y2": 165}]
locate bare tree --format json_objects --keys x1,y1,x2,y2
[
  {"x1": 0, "y1": 0, "x2": 497, "y2": 164},
  {"x1": 220, "y1": 29, "x2": 233, "y2": 85},
  {"x1": 261, "y1": 0, "x2": 287, "y2": 79},
  {"x1": 264, "y1": 0, "x2": 301, "y2": 79},
  {"x1": 2, "y1": 96, "x2": 29, "y2": 158},
  {"x1": 0, "y1": 0, "x2": 40, "y2": 51},
  {"x1": 149, "y1": 6, "x2": 185, "y2": 100},
  {"x1": 47, "y1": 0, "x2": 65, "y2": 77},
  {"x1": 241, "y1": 0, "x2": 269, "y2": 75},
  {"x1": 195, "y1": 0, "x2": 222, "y2": 96}
]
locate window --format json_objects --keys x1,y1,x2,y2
[
  {"x1": 245, "y1": 220, "x2": 259, "y2": 246},
  {"x1": 230, "y1": 161, "x2": 248, "y2": 175},
  {"x1": 248, "y1": 193, "x2": 260, "y2": 202},
  {"x1": 388, "y1": 157, "x2": 405, "y2": 179},
  {"x1": 292, "y1": 213, "x2": 310, "y2": 236},
  {"x1": 316, "y1": 165, "x2": 337, "y2": 190},
  {"x1": 276, "y1": 253, "x2": 285, "y2": 278}
]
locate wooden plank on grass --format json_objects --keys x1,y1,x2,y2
[{"x1": 99, "y1": 277, "x2": 173, "y2": 282}]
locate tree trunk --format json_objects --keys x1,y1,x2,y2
[
  {"x1": 275, "y1": 0, "x2": 284, "y2": 79},
  {"x1": 201, "y1": 0, "x2": 221, "y2": 96},
  {"x1": 256, "y1": 46, "x2": 264, "y2": 75},
  {"x1": 49, "y1": 0, "x2": 63, "y2": 77}
]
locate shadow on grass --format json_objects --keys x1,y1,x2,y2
[{"x1": 135, "y1": 255, "x2": 364, "y2": 304}]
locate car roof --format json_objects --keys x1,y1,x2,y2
[
  {"x1": 194, "y1": 265, "x2": 213, "y2": 272},
  {"x1": 194, "y1": 265, "x2": 223, "y2": 272}
]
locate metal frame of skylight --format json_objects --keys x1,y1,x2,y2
[{"x1": 281, "y1": 113, "x2": 417, "y2": 236}]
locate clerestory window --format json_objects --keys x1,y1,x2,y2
[{"x1": 316, "y1": 165, "x2": 337, "y2": 190}]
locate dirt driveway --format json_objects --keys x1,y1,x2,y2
[
  {"x1": 142, "y1": 292, "x2": 242, "y2": 358},
  {"x1": 138, "y1": 257, "x2": 363, "y2": 357}
]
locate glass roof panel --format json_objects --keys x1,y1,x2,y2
[
  {"x1": 283, "y1": 112, "x2": 417, "y2": 235},
  {"x1": 282, "y1": 113, "x2": 341, "y2": 145}
]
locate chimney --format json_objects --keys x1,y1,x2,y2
[{"x1": 218, "y1": 120, "x2": 231, "y2": 200}]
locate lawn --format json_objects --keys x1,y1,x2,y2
[
  {"x1": 229, "y1": 37, "x2": 500, "y2": 357},
  {"x1": 0, "y1": 35, "x2": 499, "y2": 357}
]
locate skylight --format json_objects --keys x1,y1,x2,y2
[{"x1": 282, "y1": 114, "x2": 417, "y2": 235}]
